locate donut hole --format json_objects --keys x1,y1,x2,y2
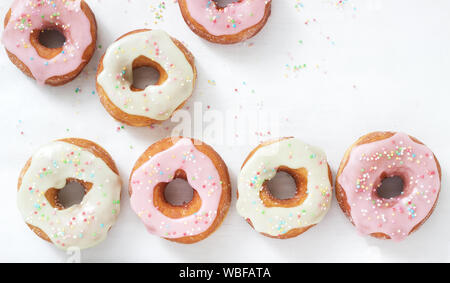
[
  {"x1": 153, "y1": 170, "x2": 202, "y2": 219},
  {"x1": 164, "y1": 178, "x2": 194, "y2": 206},
  {"x1": 260, "y1": 167, "x2": 308, "y2": 208},
  {"x1": 132, "y1": 66, "x2": 161, "y2": 90},
  {"x1": 214, "y1": 0, "x2": 242, "y2": 8},
  {"x1": 266, "y1": 171, "x2": 297, "y2": 200},
  {"x1": 38, "y1": 29, "x2": 66, "y2": 49},
  {"x1": 45, "y1": 178, "x2": 92, "y2": 210},
  {"x1": 58, "y1": 182, "x2": 86, "y2": 208},
  {"x1": 376, "y1": 176, "x2": 404, "y2": 199},
  {"x1": 131, "y1": 56, "x2": 168, "y2": 91},
  {"x1": 30, "y1": 27, "x2": 66, "y2": 59}
]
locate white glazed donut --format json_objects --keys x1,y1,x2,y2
[
  {"x1": 17, "y1": 139, "x2": 122, "y2": 250},
  {"x1": 237, "y1": 137, "x2": 333, "y2": 238},
  {"x1": 96, "y1": 29, "x2": 196, "y2": 127}
]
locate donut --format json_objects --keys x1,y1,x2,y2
[
  {"x1": 129, "y1": 137, "x2": 231, "y2": 243},
  {"x1": 2, "y1": 0, "x2": 97, "y2": 86},
  {"x1": 336, "y1": 132, "x2": 442, "y2": 241},
  {"x1": 96, "y1": 29, "x2": 196, "y2": 127},
  {"x1": 178, "y1": 0, "x2": 272, "y2": 44},
  {"x1": 237, "y1": 137, "x2": 333, "y2": 239},
  {"x1": 17, "y1": 138, "x2": 122, "y2": 250}
]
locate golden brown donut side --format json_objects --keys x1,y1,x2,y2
[
  {"x1": 178, "y1": 0, "x2": 272, "y2": 44},
  {"x1": 238, "y1": 138, "x2": 334, "y2": 239},
  {"x1": 128, "y1": 137, "x2": 232, "y2": 244},
  {"x1": 17, "y1": 138, "x2": 121, "y2": 244},
  {"x1": 3, "y1": 1, "x2": 97, "y2": 86},
  {"x1": 96, "y1": 29, "x2": 197, "y2": 127},
  {"x1": 335, "y1": 131, "x2": 442, "y2": 240}
]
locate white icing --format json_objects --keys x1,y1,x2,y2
[
  {"x1": 17, "y1": 141, "x2": 122, "y2": 250},
  {"x1": 236, "y1": 138, "x2": 332, "y2": 236},
  {"x1": 97, "y1": 30, "x2": 195, "y2": 121}
]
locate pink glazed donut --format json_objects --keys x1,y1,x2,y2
[
  {"x1": 2, "y1": 0, "x2": 97, "y2": 86},
  {"x1": 178, "y1": 0, "x2": 272, "y2": 44},
  {"x1": 336, "y1": 132, "x2": 442, "y2": 241},
  {"x1": 129, "y1": 137, "x2": 232, "y2": 244}
]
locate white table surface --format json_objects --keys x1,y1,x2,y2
[{"x1": 0, "y1": 0, "x2": 449, "y2": 263}]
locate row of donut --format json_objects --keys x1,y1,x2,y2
[
  {"x1": 18, "y1": 131, "x2": 441, "y2": 250},
  {"x1": 2, "y1": 0, "x2": 273, "y2": 127}
]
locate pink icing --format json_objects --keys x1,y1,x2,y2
[
  {"x1": 130, "y1": 138, "x2": 223, "y2": 238},
  {"x1": 2, "y1": 0, "x2": 93, "y2": 84},
  {"x1": 338, "y1": 132, "x2": 440, "y2": 241},
  {"x1": 185, "y1": 0, "x2": 271, "y2": 36}
]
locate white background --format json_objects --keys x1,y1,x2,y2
[{"x1": 0, "y1": 0, "x2": 449, "y2": 263}]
